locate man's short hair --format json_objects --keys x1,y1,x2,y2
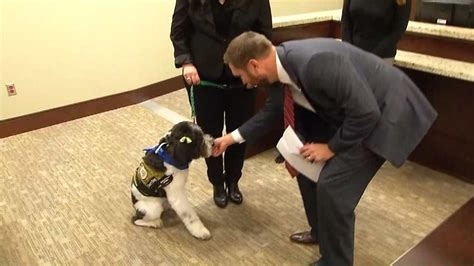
[{"x1": 224, "y1": 31, "x2": 273, "y2": 69}]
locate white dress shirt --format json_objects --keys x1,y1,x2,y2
[{"x1": 231, "y1": 52, "x2": 316, "y2": 143}]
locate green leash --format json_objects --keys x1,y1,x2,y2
[
  {"x1": 190, "y1": 84, "x2": 196, "y2": 122},
  {"x1": 189, "y1": 80, "x2": 229, "y2": 122},
  {"x1": 199, "y1": 80, "x2": 227, "y2": 89}
]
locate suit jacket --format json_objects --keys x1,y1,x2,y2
[
  {"x1": 170, "y1": 0, "x2": 272, "y2": 80},
  {"x1": 341, "y1": 0, "x2": 411, "y2": 58},
  {"x1": 239, "y1": 38, "x2": 437, "y2": 167}
]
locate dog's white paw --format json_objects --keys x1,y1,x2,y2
[
  {"x1": 191, "y1": 226, "x2": 211, "y2": 240},
  {"x1": 134, "y1": 219, "x2": 163, "y2": 228}
]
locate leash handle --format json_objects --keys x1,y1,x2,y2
[
  {"x1": 189, "y1": 80, "x2": 223, "y2": 123},
  {"x1": 188, "y1": 80, "x2": 236, "y2": 123}
]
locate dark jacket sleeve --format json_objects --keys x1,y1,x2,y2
[
  {"x1": 341, "y1": 0, "x2": 352, "y2": 43},
  {"x1": 306, "y1": 52, "x2": 381, "y2": 154},
  {"x1": 170, "y1": 0, "x2": 193, "y2": 68},
  {"x1": 372, "y1": 0, "x2": 411, "y2": 56},
  {"x1": 252, "y1": 0, "x2": 273, "y2": 40},
  {"x1": 239, "y1": 83, "x2": 284, "y2": 143}
]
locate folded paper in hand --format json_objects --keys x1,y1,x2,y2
[{"x1": 276, "y1": 126, "x2": 325, "y2": 183}]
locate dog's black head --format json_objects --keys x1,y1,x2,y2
[
  {"x1": 163, "y1": 121, "x2": 213, "y2": 164},
  {"x1": 144, "y1": 121, "x2": 213, "y2": 171}
]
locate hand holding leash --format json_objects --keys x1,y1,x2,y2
[{"x1": 183, "y1": 63, "x2": 200, "y2": 85}]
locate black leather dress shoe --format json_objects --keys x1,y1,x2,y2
[
  {"x1": 275, "y1": 153, "x2": 285, "y2": 164},
  {"x1": 213, "y1": 185, "x2": 228, "y2": 208},
  {"x1": 227, "y1": 183, "x2": 243, "y2": 204},
  {"x1": 290, "y1": 231, "x2": 318, "y2": 245}
]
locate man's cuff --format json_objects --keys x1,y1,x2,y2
[{"x1": 230, "y1": 129, "x2": 245, "y2": 144}]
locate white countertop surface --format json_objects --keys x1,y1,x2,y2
[
  {"x1": 273, "y1": 9, "x2": 474, "y2": 42},
  {"x1": 395, "y1": 51, "x2": 474, "y2": 82}
]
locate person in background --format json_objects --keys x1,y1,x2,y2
[
  {"x1": 170, "y1": 0, "x2": 272, "y2": 208},
  {"x1": 341, "y1": 0, "x2": 411, "y2": 64},
  {"x1": 213, "y1": 31, "x2": 437, "y2": 265}
]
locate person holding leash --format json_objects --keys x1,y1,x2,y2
[{"x1": 170, "y1": 0, "x2": 272, "y2": 208}]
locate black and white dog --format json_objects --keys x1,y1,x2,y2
[{"x1": 131, "y1": 121, "x2": 213, "y2": 240}]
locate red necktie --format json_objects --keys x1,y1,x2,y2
[
  {"x1": 283, "y1": 84, "x2": 295, "y2": 129},
  {"x1": 283, "y1": 84, "x2": 299, "y2": 177}
]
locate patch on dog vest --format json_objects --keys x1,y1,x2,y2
[
  {"x1": 137, "y1": 163, "x2": 156, "y2": 185},
  {"x1": 133, "y1": 162, "x2": 173, "y2": 197}
]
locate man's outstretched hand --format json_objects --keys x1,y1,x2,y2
[{"x1": 212, "y1": 134, "x2": 236, "y2": 156}]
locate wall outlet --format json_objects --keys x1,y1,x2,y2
[
  {"x1": 436, "y1": 18, "x2": 447, "y2": 25},
  {"x1": 6, "y1": 83, "x2": 17, "y2": 96}
]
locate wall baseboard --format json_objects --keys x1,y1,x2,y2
[{"x1": 0, "y1": 76, "x2": 183, "y2": 138}]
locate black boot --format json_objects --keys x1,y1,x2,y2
[
  {"x1": 228, "y1": 183, "x2": 243, "y2": 204},
  {"x1": 213, "y1": 185, "x2": 228, "y2": 208}
]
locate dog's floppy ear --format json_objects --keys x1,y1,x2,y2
[
  {"x1": 182, "y1": 133, "x2": 204, "y2": 160},
  {"x1": 164, "y1": 121, "x2": 207, "y2": 164},
  {"x1": 168, "y1": 134, "x2": 204, "y2": 164}
]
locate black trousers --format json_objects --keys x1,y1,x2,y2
[
  {"x1": 190, "y1": 84, "x2": 256, "y2": 186},
  {"x1": 295, "y1": 107, "x2": 385, "y2": 266}
]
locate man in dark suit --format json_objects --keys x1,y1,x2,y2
[{"x1": 213, "y1": 31, "x2": 437, "y2": 266}]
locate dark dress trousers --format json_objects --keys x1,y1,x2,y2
[
  {"x1": 170, "y1": 0, "x2": 272, "y2": 185},
  {"x1": 238, "y1": 38, "x2": 437, "y2": 265},
  {"x1": 341, "y1": 0, "x2": 411, "y2": 58}
]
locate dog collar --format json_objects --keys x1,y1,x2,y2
[{"x1": 143, "y1": 143, "x2": 189, "y2": 170}]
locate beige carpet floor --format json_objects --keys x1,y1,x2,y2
[{"x1": 1, "y1": 89, "x2": 473, "y2": 265}]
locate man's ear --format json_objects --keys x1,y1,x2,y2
[
  {"x1": 248, "y1": 59, "x2": 259, "y2": 72},
  {"x1": 246, "y1": 59, "x2": 261, "y2": 75}
]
